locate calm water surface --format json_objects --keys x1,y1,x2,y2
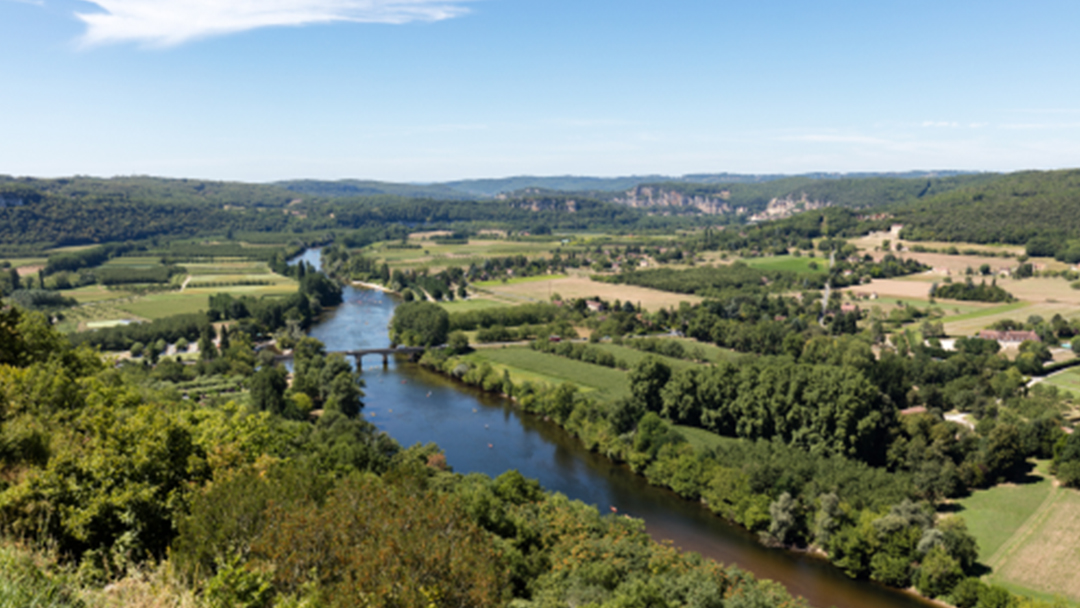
[{"x1": 293, "y1": 249, "x2": 933, "y2": 608}]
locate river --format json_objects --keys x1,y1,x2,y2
[{"x1": 291, "y1": 249, "x2": 933, "y2": 608}]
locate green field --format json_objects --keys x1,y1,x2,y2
[
  {"x1": 1042, "y1": 368, "x2": 1080, "y2": 397},
  {"x1": 0, "y1": 257, "x2": 47, "y2": 269},
  {"x1": 117, "y1": 292, "x2": 214, "y2": 318},
  {"x1": 939, "y1": 300, "x2": 1030, "y2": 324},
  {"x1": 950, "y1": 460, "x2": 1080, "y2": 603},
  {"x1": 741, "y1": 255, "x2": 829, "y2": 275},
  {"x1": 102, "y1": 256, "x2": 165, "y2": 267},
  {"x1": 673, "y1": 425, "x2": 742, "y2": 452},
  {"x1": 953, "y1": 465, "x2": 1054, "y2": 563},
  {"x1": 466, "y1": 346, "x2": 629, "y2": 401},
  {"x1": 438, "y1": 298, "x2": 507, "y2": 313},
  {"x1": 66, "y1": 284, "x2": 133, "y2": 303}
]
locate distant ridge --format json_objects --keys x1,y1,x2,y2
[{"x1": 276, "y1": 171, "x2": 981, "y2": 199}]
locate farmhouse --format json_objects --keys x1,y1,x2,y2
[{"x1": 977, "y1": 330, "x2": 1041, "y2": 344}]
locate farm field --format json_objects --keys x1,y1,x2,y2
[
  {"x1": 116, "y1": 292, "x2": 216, "y2": 319},
  {"x1": 473, "y1": 274, "x2": 569, "y2": 288},
  {"x1": 66, "y1": 284, "x2": 134, "y2": 303},
  {"x1": 465, "y1": 346, "x2": 630, "y2": 402},
  {"x1": 976, "y1": 472, "x2": 1080, "y2": 604},
  {"x1": 476, "y1": 274, "x2": 701, "y2": 311},
  {"x1": 950, "y1": 461, "x2": 1080, "y2": 603},
  {"x1": 437, "y1": 297, "x2": 508, "y2": 313},
  {"x1": 673, "y1": 425, "x2": 742, "y2": 452},
  {"x1": 1, "y1": 257, "x2": 47, "y2": 270},
  {"x1": 1041, "y1": 367, "x2": 1080, "y2": 397},
  {"x1": 365, "y1": 238, "x2": 563, "y2": 270},
  {"x1": 954, "y1": 467, "x2": 1055, "y2": 563},
  {"x1": 102, "y1": 256, "x2": 166, "y2": 267},
  {"x1": 53, "y1": 260, "x2": 298, "y2": 327}
]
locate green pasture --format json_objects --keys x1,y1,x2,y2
[
  {"x1": 117, "y1": 293, "x2": 211, "y2": 319},
  {"x1": 65, "y1": 284, "x2": 133, "y2": 303},
  {"x1": 438, "y1": 298, "x2": 507, "y2": 313},
  {"x1": 674, "y1": 425, "x2": 743, "y2": 452},
  {"x1": 45, "y1": 244, "x2": 96, "y2": 254},
  {"x1": 940, "y1": 301, "x2": 1030, "y2": 325},
  {"x1": 741, "y1": 255, "x2": 828, "y2": 275},
  {"x1": 466, "y1": 346, "x2": 630, "y2": 402},
  {"x1": 0, "y1": 257, "x2": 47, "y2": 268},
  {"x1": 102, "y1": 256, "x2": 164, "y2": 267},
  {"x1": 952, "y1": 464, "x2": 1054, "y2": 563},
  {"x1": 1042, "y1": 367, "x2": 1080, "y2": 397}
]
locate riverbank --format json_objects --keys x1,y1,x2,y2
[
  {"x1": 351, "y1": 279, "x2": 397, "y2": 294},
  {"x1": 413, "y1": 346, "x2": 948, "y2": 608}
]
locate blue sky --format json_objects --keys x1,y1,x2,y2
[{"x1": 2, "y1": 0, "x2": 1080, "y2": 182}]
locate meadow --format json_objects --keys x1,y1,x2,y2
[
  {"x1": 465, "y1": 346, "x2": 631, "y2": 402},
  {"x1": 951, "y1": 461, "x2": 1080, "y2": 604},
  {"x1": 1041, "y1": 367, "x2": 1080, "y2": 398}
]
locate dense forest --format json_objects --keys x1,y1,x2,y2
[{"x1": 893, "y1": 169, "x2": 1080, "y2": 246}]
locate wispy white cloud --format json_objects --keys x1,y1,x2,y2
[
  {"x1": 776, "y1": 133, "x2": 890, "y2": 145},
  {"x1": 921, "y1": 121, "x2": 959, "y2": 128},
  {"x1": 75, "y1": 0, "x2": 472, "y2": 47}
]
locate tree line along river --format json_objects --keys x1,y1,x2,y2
[{"x1": 291, "y1": 249, "x2": 934, "y2": 608}]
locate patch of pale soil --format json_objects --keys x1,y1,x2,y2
[
  {"x1": 993, "y1": 489, "x2": 1080, "y2": 601},
  {"x1": 482, "y1": 275, "x2": 701, "y2": 311},
  {"x1": 846, "y1": 279, "x2": 936, "y2": 300}
]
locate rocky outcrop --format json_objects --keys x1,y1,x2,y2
[
  {"x1": 614, "y1": 186, "x2": 742, "y2": 215},
  {"x1": 747, "y1": 194, "x2": 830, "y2": 222}
]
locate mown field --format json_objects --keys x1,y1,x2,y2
[
  {"x1": 464, "y1": 346, "x2": 631, "y2": 402},
  {"x1": 1042, "y1": 367, "x2": 1080, "y2": 397},
  {"x1": 951, "y1": 462, "x2": 1080, "y2": 604},
  {"x1": 475, "y1": 274, "x2": 701, "y2": 311}
]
